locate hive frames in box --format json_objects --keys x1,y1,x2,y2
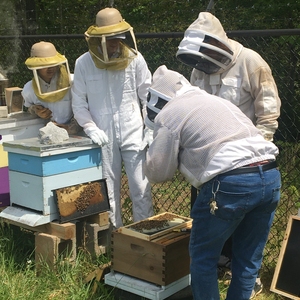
[
  {"x1": 54, "y1": 179, "x2": 109, "y2": 223},
  {"x1": 119, "y1": 212, "x2": 192, "y2": 240},
  {"x1": 111, "y1": 212, "x2": 192, "y2": 285},
  {"x1": 129, "y1": 212, "x2": 184, "y2": 233}
]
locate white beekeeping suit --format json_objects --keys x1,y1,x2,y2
[
  {"x1": 177, "y1": 12, "x2": 281, "y2": 141},
  {"x1": 72, "y1": 7, "x2": 153, "y2": 228}
]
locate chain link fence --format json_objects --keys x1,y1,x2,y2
[{"x1": 1, "y1": 30, "x2": 300, "y2": 274}]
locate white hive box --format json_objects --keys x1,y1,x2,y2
[
  {"x1": 0, "y1": 112, "x2": 46, "y2": 207},
  {"x1": 1, "y1": 136, "x2": 103, "y2": 226}
]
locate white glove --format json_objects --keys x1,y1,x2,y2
[
  {"x1": 85, "y1": 127, "x2": 109, "y2": 146},
  {"x1": 143, "y1": 127, "x2": 153, "y2": 147}
]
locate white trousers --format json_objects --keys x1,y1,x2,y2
[{"x1": 101, "y1": 144, "x2": 153, "y2": 228}]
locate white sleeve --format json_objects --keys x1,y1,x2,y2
[
  {"x1": 145, "y1": 125, "x2": 179, "y2": 183},
  {"x1": 71, "y1": 57, "x2": 97, "y2": 131},
  {"x1": 136, "y1": 52, "x2": 152, "y2": 111}
]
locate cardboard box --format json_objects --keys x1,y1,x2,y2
[
  {"x1": 5, "y1": 87, "x2": 23, "y2": 114},
  {"x1": 111, "y1": 213, "x2": 191, "y2": 286}
]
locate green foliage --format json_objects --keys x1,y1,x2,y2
[
  {"x1": 213, "y1": 0, "x2": 300, "y2": 30},
  {"x1": 1, "y1": 0, "x2": 300, "y2": 36},
  {"x1": 117, "y1": 0, "x2": 207, "y2": 32}
]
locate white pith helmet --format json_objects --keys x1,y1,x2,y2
[
  {"x1": 96, "y1": 7, "x2": 123, "y2": 27},
  {"x1": 25, "y1": 41, "x2": 71, "y2": 98},
  {"x1": 30, "y1": 41, "x2": 57, "y2": 58},
  {"x1": 84, "y1": 7, "x2": 138, "y2": 67}
]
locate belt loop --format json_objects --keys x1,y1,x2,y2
[{"x1": 258, "y1": 165, "x2": 264, "y2": 177}]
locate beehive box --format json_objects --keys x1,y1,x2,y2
[
  {"x1": 7, "y1": 147, "x2": 101, "y2": 176},
  {"x1": 0, "y1": 113, "x2": 46, "y2": 207},
  {"x1": 2, "y1": 136, "x2": 103, "y2": 224},
  {"x1": 111, "y1": 213, "x2": 192, "y2": 286},
  {"x1": 0, "y1": 166, "x2": 9, "y2": 207}
]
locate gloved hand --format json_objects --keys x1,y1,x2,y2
[
  {"x1": 28, "y1": 105, "x2": 52, "y2": 119},
  {"x1": 52, "y1": 118, "x2": 82, "y2": 135},
  {"x1": 143, "y1": 127, "x2": 153, "y2": 147},
  {"x1": 256, "y1": 125, "x2": 274, "y2": 142},
  {"x1": 85, "y1": 127, "x2": 109, "y2": 146}
]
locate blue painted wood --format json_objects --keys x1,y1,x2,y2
[{"x1": 7, "y1": 148, "x2": 101, "y2": 176}]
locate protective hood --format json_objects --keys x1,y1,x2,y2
[
  {"x1": 25, "y1": 52, "x2": 68, "y2": 69},
  {"x1": 31, "y1": 65, "x2": 71, "y2": 102},
  {"x1": 25, "y1": 52, "x2": 71, "y2": 102},
  {"x1": 85, "y1": 19, "x2": 138, "y2": 70},
  {"x1": 176, "y1": 12, "x2": 234, "y2": 74},
  {"x1": 145, "y1": 65, "x2": 191, "y2": 130}
]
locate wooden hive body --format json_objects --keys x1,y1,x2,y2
[{"x1": 111, "y1": 212, "x2": 191, "y2": 286}]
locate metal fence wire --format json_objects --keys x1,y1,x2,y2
[{"x1": 1, "y1": 30, "x2": 300, "y2": 273}]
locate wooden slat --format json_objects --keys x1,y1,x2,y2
[{"x1": 270, "y1": 215, "x2": 300, "y2": 300}]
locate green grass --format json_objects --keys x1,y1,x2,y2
[
  {"x1": 0, "y1": 220, "x2": 287, "y2": 300},
  {"x1": 0, "y1": 221, "x2": 114, "y2": 300}
]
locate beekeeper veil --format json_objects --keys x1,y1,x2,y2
[
  {"x1": 145, "y1": 65, "x2": 191, "y2": 130},
  {"x1": 25, "y1": 41, "x2": 71, "y2": 102},
  {"x1": 85, "y1": 7, "x2": 138, "y2": 70},
  {"x1": 176, "y1": 12, "x2": 234, "y2": 74}
]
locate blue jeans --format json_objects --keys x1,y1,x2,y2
[{"x1": 190, "y1": 166, "x2": 281, "y2": 300}]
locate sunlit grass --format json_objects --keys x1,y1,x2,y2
[{"x1": 0, "y1": 221, "x2": 114, "y2": 300}]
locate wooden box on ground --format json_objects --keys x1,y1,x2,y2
[
  {"x1": 5, "y1": 87, "x2": 23, "y2": 114},
  {"x1": 111, "y1": 212, "x2": 192, "y2": 286},
  {"x1": 270, "y1": 215, "x2": 300, "y2": 300}
]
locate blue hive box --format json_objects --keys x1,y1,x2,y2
[
  {"x1": 7, "y1": 148, "x2": 101, "y2": 176},
  {"x1": 1, "y1": 136, "x2": 104, "y2": 226}
]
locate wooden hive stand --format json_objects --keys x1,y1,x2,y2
[{"x1": 2, "y1": 211, "x2": 111, "y2": 274}]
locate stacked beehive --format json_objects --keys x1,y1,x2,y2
[{"x1": 2, "y1": 136, "x2": 105, "y2": 226}]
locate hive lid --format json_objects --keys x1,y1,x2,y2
[
  {"x1": 3, "y1": 135, "x2": 96, "y2": 156},
  {"x1": 0, "y1": 206, "x2": 56, "y2": 227}
]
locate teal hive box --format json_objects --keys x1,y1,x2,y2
[
  {"x1": 1, "y1": 136, "x2": 103, "y2": 226},
  {"x1": 7, "y1": 148, "x2": 101, "y2": 176}
]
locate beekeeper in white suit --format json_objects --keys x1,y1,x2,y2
[
  {"x1": 71, "y1": 7, "x2": 153, "y2": 228},
  {"x1": 23, "y1": 41, "x2": 81, "y2": 134},
  {"x1": 144, "y1": 65, "x2": 281, "y2": 300},
  {"x1": 177, "y1": 12, "x2": 281, "y2": 298},
  {"x1": 177, "y1": 12, "x2": 281, "y2": 142}
]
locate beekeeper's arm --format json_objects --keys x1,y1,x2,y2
[
  {"x1": 251, "y1": 65, "x2": 281, "y2": 142},
  {"x1": 135, "y1": 53, "x2": 153, "y2": 146},
  {"x1": 145, "y1": 124, "x2": 179, "y2": 183}
]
